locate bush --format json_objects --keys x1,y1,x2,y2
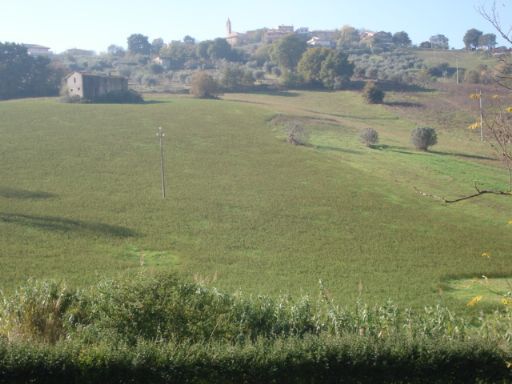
[
  {"x1": 190, "y1": 72, "x2": 219, "y2": 98},
  {"x1": 411, "y1": 127, "x2": 437, "y2": 151},
  {"x1": 0, "y1": 275, "x2": 512, "y2": 383},
  {"x1": 92, "y1": 89, "x2": 143, "y2": 104},
  {"x1": 362, "y1": 82, "x2": 385, "y2": 104},
  {"x1": 359, "y1": 128, "x2": 379, "y2": 147},
  {"x1": 286, "y1": 121, "x2": 309, "y2": 145},
  {"x1": 149, "y1": 63, "x2": 164, "y2": 74}
]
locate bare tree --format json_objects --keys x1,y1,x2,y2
[
  {"x1": 416, "y1": 2, "x2": 512, "y2": 203},
  {"x1": 479, "y1": 1, "x2": 512, "y2": 89}
]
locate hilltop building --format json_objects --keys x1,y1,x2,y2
[
  {"x1": 65, "y1": 72, "x2": 127, "y2": 100},
  {"x1": 23, "y1": 44, "x2": 51, "y2": 56},
  {"x1": 264, "y1": 25, "x2": 295, "y2": 43},
  {"x1": 226, "y1": 18, "x2": 243, "y2": 46},
  {"x1": 307, "y1": 36, "x2": 334, "y2": 48}
]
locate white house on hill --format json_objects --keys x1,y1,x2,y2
[{"x1": 23, "y1": 44, "x2": 51, "y2": 56}]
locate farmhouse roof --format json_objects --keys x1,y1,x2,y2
[
  {"x1": 22, "y1": 44, "x2": 51, "y2": 50},
  {"x1": 64, "y1": 71, "x2": 126, "y2": 80}
]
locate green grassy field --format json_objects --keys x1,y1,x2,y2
[
  {"x1": 415, "y1": 49, "x2": 498, "y2": 72},
  {"x1": 1, "y1": 90, "x2": 511, "y2": 310}
]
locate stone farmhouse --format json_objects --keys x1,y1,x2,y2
[{"x1": 65, "y1": 72, "x2": 128, "y2": 100}]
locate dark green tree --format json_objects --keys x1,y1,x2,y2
[
  {"x1": 320, "y1": 50, "x2": 354, "y2": 89},
  {"x1": 207, "y1": 38, "x2": 233, "y2": 60},
  {"x1": 196, "y1": 41, "x2": 212, "y2": 60},
  {"x1": 160, "y1": 41, "x2": 195, "y2": 69},
  {"x1": 362, "y1": 82, "x2": 385, "y2": 104},
  {"x1": 0, "y1": 43, "x2": 63, "y2": 100},
  {"x1": 463, "y1": 29, "x2": 483, "y2": 49},
  {"x1": 107, "y1": 44, "x2": 125, "y2": 57},
  {"x1": 392, "y1": 31, "x2": 412, "y2": 47},
  {"x1": 151, "y1": 38, "x2": 164, "y2": 55},
  {"x1": 370, "y1": 31, "x2": 393, "y2": 48},
  {"x1": 127, "y1": 34, "x2": 151, "y2": 55},
  {"x1": 297, "y1": 48, "x2": 330, "y2": 85},
  {"x1": 183, "y1": 35, "x2": 196, "y2": 45},
  {"x1": 429, "y1": 34, "x2": 449, "y2": 49},
  {"x1": 270, "y1": 35, "x2": 307, "y2": 70},
  {"x1": 478, "y1": 33, "x2": 497, "y2": 50}
]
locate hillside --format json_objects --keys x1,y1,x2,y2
[{"x1": 0, "y1": 88, "x2": 511, "y2": 310}]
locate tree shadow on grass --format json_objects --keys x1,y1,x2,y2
[
  {"x1": 314, "y1": 145, "x2": 362, "y2": 155},
  {"x1": 0, "y1": 213, "x2": 137, "y2": 238},
  {"x1": 250, "y1": 90, "x2": 300, "y2": 97},
  {"x1": 384, "y1": 101, "x2": 423, "y2": 108},
  {"x1": 372, "y1": 144, "x2": 416, "y2": 155},
  {"x1": 430, "y1": 151, "x2": 496, "y2": 161},
  {"x1": 373, "y1": 146, "x2": 496, "y2": 161},
  {"x1": 0, "y1": 187, "x2": 57, "y2": 200}
]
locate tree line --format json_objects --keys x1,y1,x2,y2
[{"x1": 0, "y1": 43, "x2": 64, "y2": 100}]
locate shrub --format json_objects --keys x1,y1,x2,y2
[
  {"x1": 411, "y1": 127, "x2": 437, "y2": 151},
  {"x1": 190, "y1": 72, "x2": 219, "y2": 98},
  {"x1": 362, "y1": 82, "x2": 385, "y2": 104},
  {"x1": 92, "y1": 89, "x2": 143, "y2": 104},
  {"x1": 359, "y1": 128, "x2": 379, "y2": 147},
  {"x1": 286, "y1": 121, "x2": 309, "y2": 146},
  {"x1": 149, "y1": 63, "x2": 164, "y2": 74},
  {"x1": 0, "y1": 280, "x2": 79, "y2": 344}
]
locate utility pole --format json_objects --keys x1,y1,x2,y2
[
  {"x1": 156, "y1": 127, "x2": 166, "y2": 199},
  {"x1": 456, "y1": 59, "x2": 459, "y2": 85},
  {"x1": 479, "y1": 89, "x2": 484, "y2": 142}
]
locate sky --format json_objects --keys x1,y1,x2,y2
[{"x1": 1, "y1": 0, "x2": 510, "y2": 53}]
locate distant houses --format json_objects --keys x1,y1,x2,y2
[
  {"x1": 65, "y1": 72, "x2": 128, "y2": 100},
  {"x1": 264, "y1": 25, "x2": 295, "y2": 43},
  {"x1": 307, "y1": 36, "x2": 334, "y2": 48},
  {"x1": 22, "y1": 44, "x2": 51, "y2": 56}
]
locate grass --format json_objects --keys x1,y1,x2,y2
[
  {"x1": 415, "y1": 49, "x2": 498, "y2": 72},
  {"x1": 0, "y1": 90, "x2": 511, "y2": 311}
]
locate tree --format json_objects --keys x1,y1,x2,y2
[
  {"x1": 429, "y1": 34, "x2": 449, "y2": 49},
  {"x1": 463, "y1": 29, "x2": 483, "y2": 49},
  {"x1": 337, "y1": 25, "x2": 360, "y2": 48},
  {"x1": 419, "y1": 41, "x2": 432, "y2": 49},
  {"x1": 207, "y1": 38, "x2": 233, "y2": 61},
  {"x1": 0, "y1": 43, "x2": 63, "y2": 100},
  {"x1": 127, "y1": 34, "x2": 151, "y2": 55},
  {"x1": 411, "y1": 127, "x2": 437, "y2": 151},
  {"x1": 196, "y1": 41, "x2": 212, "y2": 61},
  {"x1": 160, "y1": 42, "x2": 195, "y2": 70},
  {"x1": 270, "y1": 35, "x2": 307, "y2": 70},
  {"x1": 297, "y1": 48, "x2": 330, "y2": 85},
  {"x1": 392, "y1": 31, "x2": 412, "y2": 47},
  {"x1": 190, "y1": 72, "x2": 219, "y2": 98},
  {"x1": 370, "y1": 31, "x2": 393, "y2": 49},
  {"x1": 319, "y1": 50, "x2": 354, "y2": 89},
  {"x1": 107, "y1": 44, "x2": 125, "y2": 57},
  {"x1": 362, "y1": 82, "x2": 385, "y2": 104},
  {"x1": 183, "y1": 35, "x2": 196, "y2": 45},
  {"x1": 286, "y1": 121, "x2": 309, "y2": 145},
  {"x1": 220, "y1": 65, "x2": 254, "y2": 90},
  {"x1": 151, "y1": 38, "x2": 164, "y2": 56},
  {"x1": 478, "y1": 33, "x2": 497, "y2": 50},
  {"x1": 360, "y1": 128, "x2": 379, "y2": 147}
]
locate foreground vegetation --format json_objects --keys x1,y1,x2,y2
[{"x1": 0, "y1": 273, "x2": 510, "y2": 383}]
